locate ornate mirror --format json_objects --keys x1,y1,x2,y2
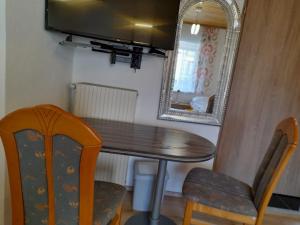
[{"x1": 158, "y1": 0, "x2": 241, "y2": 125}]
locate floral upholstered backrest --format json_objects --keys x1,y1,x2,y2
[
  {"x1": 14, "y1": 131, "x2": 83, "y2": 225},
  {"x1": 53, "y1": 135, "x2": 83, "y2": 225},
  {"x1": 252, "y1": 130, "x2": 288, "y2": 208},
  {"x1": 15, "y1": 130, "x2": 49, "y2": 225},
  {"x1": 0, "y1": 105, "x2": 101, "y2": 225},
  {"x1": 252, "y1": 118, "x2": 298, "y2": 210}
]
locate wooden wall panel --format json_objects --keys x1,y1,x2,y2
[{"x1": 214, "y1": 0, "x2": 300, "y2": 196}]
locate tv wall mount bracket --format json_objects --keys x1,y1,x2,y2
[{"x1": 59, "y1": 35, "x2": 167, "y2": 70}]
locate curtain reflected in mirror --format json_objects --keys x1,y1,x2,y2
[{"x1": 171, "y1": 1, "x2": 227, "y2": 114}]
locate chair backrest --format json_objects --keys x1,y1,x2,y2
[
  {"x1": 252, "y1": 117, "x2": 298, "y2": 211},
  {"x1": 206, "y1": 95, "x2": 215, "y2": 113},
  {"x1": 0, "y1": 105, "x2": 102, "y2": 225}
]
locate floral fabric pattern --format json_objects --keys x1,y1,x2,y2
[
  {"x1": 53, "y1": 135, "x2": 83, "y2": 225},
  {"x1": 15, "y1": 130, "x2": 49, "y2": 225},
  {"x1": 183, "y1": 167, "x2": 257, "y2": 217},
  {"x1": 14, "y1": 131, "x2": 125, "y2": 225},
  {"x1": 93, "y1": 181, "x2": 126, "y2": 225},
  {"x1": 195, "y1": 27, "x2": 219, "y2": 95},
  {"x1": 253, "y1": 132, "x2": 288, "y2": 208}
]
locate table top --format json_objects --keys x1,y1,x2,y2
[{"x1": 84, "y1": 118, "x2": 216, "y2": 162}]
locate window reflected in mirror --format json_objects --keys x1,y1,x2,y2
[{"x1": 171, "y1": 1, "x2": 227, "y2": 114}]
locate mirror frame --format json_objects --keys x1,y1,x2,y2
[{"x1": 158, "y1": 0, "x2": 241, "y2": 126}]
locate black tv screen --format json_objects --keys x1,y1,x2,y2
[{"x1": 45, "y1": 0, "x2": 180, "y2": 50}]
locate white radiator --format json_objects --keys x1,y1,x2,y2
[{"x1": 71, "y1": 82, "x2": 138, "y2": 185}]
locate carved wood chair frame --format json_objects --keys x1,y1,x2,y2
[{"x1": 0, "y1": 105, "x2": 108, "y2": 225}]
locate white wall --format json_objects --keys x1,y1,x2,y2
[
  {"x1": 5, "y1": 0, "x2": 74, "y2": 112},
  {"x1": 3, "y1": 0, "x2": 74, "y2": 224},
  {"x1": 0, "y1": 0, "x2": 6, "y2": 223},
  {"x1": 73, "y1": 48, "x2": 220, "y2": 192}
]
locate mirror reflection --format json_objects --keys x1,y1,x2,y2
[{"x1": 171, "y1": 1, "x2": 227, "y2": 114}]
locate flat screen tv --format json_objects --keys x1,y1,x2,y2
[{"x1": 45, "y1": 0, "x2": 180, "y2": 50}]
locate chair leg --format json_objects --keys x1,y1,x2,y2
[
  {"x1": 116, "y1": 206, "x2": 122, "y2": 225},
  {"x1": 183, "y1": 200, "x2": 194, "y2": 225},
  {"x1": 110, "y1": 206, "x2": 122, "y2": 225}
]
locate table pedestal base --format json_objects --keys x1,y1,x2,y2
[
  {"x1": 125, "y1": 160, "x2": 175, "y2": 225},
  {"x1": 124, "y1": 212, "x2": 176, "y2": 225}
]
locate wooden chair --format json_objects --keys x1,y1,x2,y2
[
  {"x1": 0, "y1": 104, "x2": 125, "y2": 225},
  {"x1": 206, "y1": 95, "x2": 215, "y2": 114},
  {"x1": 182, "y1": 117, "x2": 298, "y2": 225}
]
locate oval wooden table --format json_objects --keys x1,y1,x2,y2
[{"x1": 84, "y1": 118, "x2": 216, "y2": 225}]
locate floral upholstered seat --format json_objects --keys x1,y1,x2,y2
[
  {"x1": 93, "y1": 181, "x2": 126, "y2": 225},
  {"x1": 183, "y1": 167, "x2": 257, "y2": 217}
]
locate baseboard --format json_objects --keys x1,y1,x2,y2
[
  {"x1": 267, "y1": 207, "x2": 300, "y2": 218},
  {"x1": 164, "y1": 191, "x2": 182, "y2": 198},
  {"x1": 269, "y1": 194, "x2": 300, "y2": 211},
  {"x1": 125, "y1": 186, "x2": 182, "y2": 197}
]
